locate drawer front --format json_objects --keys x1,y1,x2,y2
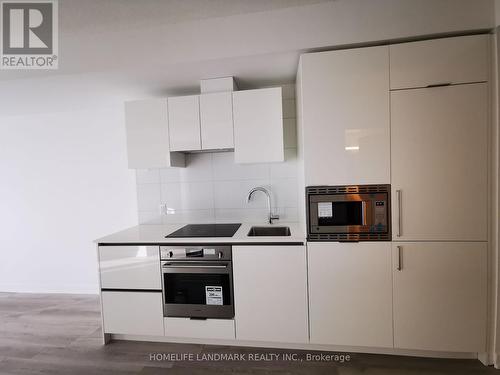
[
  {"x1": 102, "y1": 291, "x2": 164, "y2": 336},
  {"x1": 164, "y1": 317, "x2": 235, "y2": 340},
  {"x1": 390, "y1": 34, "x2": 489, "y2": 89},
  {"x1": 99, "y1": 246, "x2": 161, "y2": 290}
]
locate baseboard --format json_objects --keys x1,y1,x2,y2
[
  {"x1": 111, "y1": 334, "x2": 479, "y2": 360},
  {"x1": 0, "y1": 283, "x2": 99, "y2": 294}
]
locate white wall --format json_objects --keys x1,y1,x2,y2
[
  {"x1": 0, "y1": 106, "x2": 137, "y2": 294},
  {"x1": 136, "y1": 85, "x2": 298, "y2": 225}
]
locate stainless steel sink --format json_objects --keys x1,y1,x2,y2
[{"x1": 247, "y1": 226, "x2": 291, "y2": 237}]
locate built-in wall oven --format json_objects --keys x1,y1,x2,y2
[
  {"x1": 307, "y1": 184, "x2": 391, "y2": 241},
  {"x1": 160, "y1": 245, "x2": 234, "y2": 319}
]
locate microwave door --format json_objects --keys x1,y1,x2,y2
[{"x1": 312, "y1": 202, "x2": 362, "y2": 233}]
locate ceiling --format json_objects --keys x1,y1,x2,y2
[{"x1": 0, "y1": 0, "x2": 494, "y2": 116}]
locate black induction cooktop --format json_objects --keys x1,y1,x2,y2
[{"x1": 166, "y1": 223, "x2": 242, "y2": 238}]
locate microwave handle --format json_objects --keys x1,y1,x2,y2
[
  {"x1": 396, "y1": 189, "x2": 402, "y2": 237},
  {"x1": 361, "y1": 201, "x2": 367, "y2": 226}
]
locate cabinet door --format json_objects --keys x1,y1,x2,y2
[
  {"x1": 99, "y1": 246, "x2": 161, "y2": 290},
  {"x1": 167, "y1": 95, "x2": 201, "y2": 151},
  {"x1": 200, "y1": 92, "x2": 234, "y2": 150},
  {"x1": 101, "y1": 291, "x2": 164, "y2": 335},
  {"x1": 124, "y1": 99, "x2": 184, "y2": 168},
  {"x1": 233, "y1": 245, "x2": 308, "y2": 343},
  {"x1": 308, "y1": 242, "x2": 393, "y2": 348},
  {"x1": 391, "y1": 83, "x2": 488, "y2": 241},
  {"x1": 298, "y1": 46, "x2": 390, "y2": 185},
  {"x1": 392, "y1": 242, "x2": 487, "y2": 352},
  {"x1": 390, "y1": 34, "x2": 489, "y2": 90},
  {"x1": 232, "y1": 88, "x2": 284, "y2": 163}
]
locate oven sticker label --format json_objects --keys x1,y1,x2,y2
[
  {"x1": 318, "y1": 202, "x2": 333, "y2": 218},
  {"x1": 205, "y1": 286, "x2": 223, "y2": 305}
]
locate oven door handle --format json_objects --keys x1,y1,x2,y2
[{"x1": 162, "y1": 264, "x2": 227, "y2": 269}]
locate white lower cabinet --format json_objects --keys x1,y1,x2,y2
[
  {"x1": 101, "y1": 291, "x2": 164, "y2": 336},
  {"x1": 164, "y1": 317, "x2": 235, "y2": 340},
  {"x1": 308, "y1": 242, "x2": 393, "y2": 348},
  {"x1": 392, "y1": 242, "x2": 487, "y2": 352},
  {"x1": 232, "y1": 245, "x2": 308, "y2": 343}
]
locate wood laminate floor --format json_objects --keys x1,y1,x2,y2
[{"x1": 0, "y1": 292, "x2": 496, "y2": 374}]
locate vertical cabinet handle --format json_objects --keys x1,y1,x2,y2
[
  {"x1": 396, "y1": 189, "x2": 402, "y2": 237},
  {"x1": 397, "y1": 246, "x2": 403, "y2": 271}
]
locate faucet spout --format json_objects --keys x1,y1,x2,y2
[{"x1": 246, "y1": 187, "x2": 279, "y2": 224}]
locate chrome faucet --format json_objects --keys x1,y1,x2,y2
[{"x1": 246, "y1": 187, "x2": 279, "y2": 224}]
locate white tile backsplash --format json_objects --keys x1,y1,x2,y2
[
  {"x1": 269, "y1": 178, "x2": 299, "y2": 208},
  {"x1": 136, "y1": 169, "x2": 161, "y2": 184},
  {"x1": 212, "y1": 152, "x2": 270, "y2": 181},
  {"x1": 213, "y1": 179, "x2": 270, "y2": 209},
  {"x1": 161, "y1": 181, "x2": 214, "y2": 210},
  {"x1": 136, "y1": 183, "x2": 161, "y2": 212},
  {"x1": 136, "y1": 84, "x2": 298, "y2": 225},
  {"x1": 269, "y1": 148, "x2": 297, "y2": 179},
  {"x1": 162, "y1": 209, "x2": 215, "y2": 224}
]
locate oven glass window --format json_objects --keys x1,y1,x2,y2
[
  {"x1": 318, "y1": 201, "x2": 363, "y2": 226},
  {"x1": 164, "y1": 273, "x2": 231, "y2": 305}
]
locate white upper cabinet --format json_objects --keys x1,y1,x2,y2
[
  {"x1": 199, "y1": 91, "x2": 234, "y2": 150},
  {"x1": 392, "y1": 242, "x2": 487, "y2": 353},
  {"x1": 391, "y1": 83, "x2": 488, "y2": 241},
  {"x1": 389, "y1": 34, "x2": 489, "y2": 89},
  {"x1": 124, "y1": 99, "x2": 185, "y2": 169},
  {"x1": 232, "y1": 87, "x2": 284, "y2": 163},
  {"x1": 167, "y1": 95, "x2": 201, "y2": 151},
  {"x1": 308, "y1": 242, "x2": 393, "y2": 348},
  {"x1": 99, "y1": 246, "x2": 161, "y2": 290},
  {"x1": 297, "y1": 45, "x2": 390, "y2": 185},
  {"x1": 233, "y1": 245, "x2": 308, "y2": 343}
]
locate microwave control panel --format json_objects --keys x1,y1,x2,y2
[{"x1": 374, "y1": 201, "x2": 387, "y2": 227}]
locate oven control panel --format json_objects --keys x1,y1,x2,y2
[{"x1": 160, "y1": 246, "x2": 232, "y2": 260}]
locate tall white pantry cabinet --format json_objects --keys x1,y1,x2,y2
[
  {"x1": 298, "y1": 34, "x2": 490, "y2": 353},
  {"x1": 389, "y1": 34, "x2": 489, "y2": 353}
]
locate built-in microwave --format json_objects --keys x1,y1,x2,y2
[{"x1": 306, "y1": 184, "x2": 391, "y2": 241}]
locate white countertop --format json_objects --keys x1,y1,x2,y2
[{"x1": 95, "y1": 222, "x2": 305, "y2": 245}]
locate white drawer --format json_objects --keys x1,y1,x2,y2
[
  {"x1": 164, "y1": 317, "x2": 235, "y2": 340},
  {"x1": 102, "y1": 291, "x2": 164, "y2": 336},
  {"x1": 99, "y1": 246, "x2": 161, "y2": 289},
  {"x1": 389, "y1": 34, "x2": 489, "y2": 89}
]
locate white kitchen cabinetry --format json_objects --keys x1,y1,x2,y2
[
  {"x1": 389, "y1": 35, "x2": 489, "y2": 90},
  {"x1": 167, "y1": 95, "x2": 201, "y2": 151},
  {"x1": 232, "y1": 245, "x2": 308, "y2": 343},
  {"x1": 297, "y1": 45, "x2": 390, "y2": 185},
  {"x1": 391, "y1": 83, "x2": 488, "y2": 241},
  {"x1": 392, "y1": 242, "x2": 487, "y2": 352},
  {"x1": 124, "y1": 99, "x2": 185, "y2": 168},
  {"x1": 101, "y1": 291, "x2": 164, "y2": 336},
  {"x1": 232, "y1": 87, "x2": 284, "y2": 163},
  {"x1": 98, "y1": 246, "x2": 161, "y2": 290},
  {"x1": 308, "y1": 242, "x2": 393, "y2": 348},
  {"x1": 164, "y1": 317, "x2": 235, "y2": 340},
  {"x1": 200, "y1": 91, "x2": 234, "y2": 150}
]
